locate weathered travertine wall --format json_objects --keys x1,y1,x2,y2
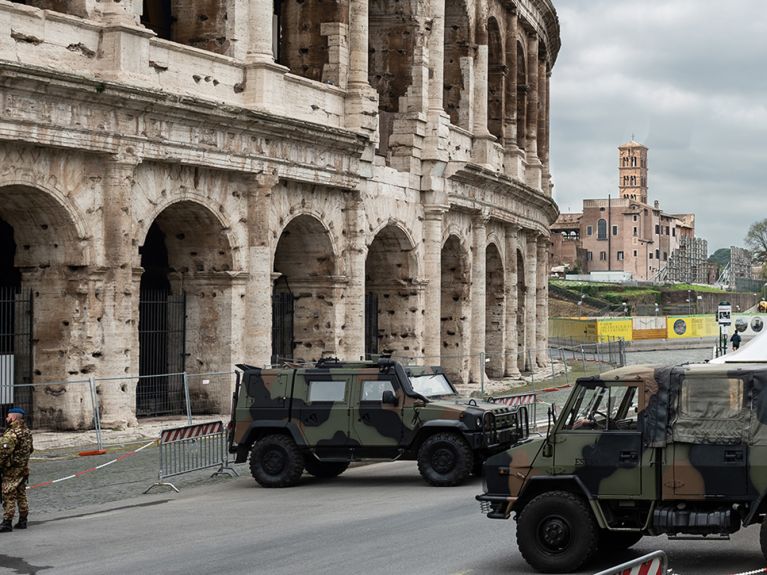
[{"x1": 0, "y1": 0, "x2": 560, "y2": 429}]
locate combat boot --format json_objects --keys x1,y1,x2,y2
[
  {"x1": 0, "y1": 520, "x2": 12, "y2": 533},
  {"x1": 14, "y1": 517, "x2": 27, "y2": 529}
]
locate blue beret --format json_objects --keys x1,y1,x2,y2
[{"x1": 8, "y1": 407, "x2": 26, "y2": 416}]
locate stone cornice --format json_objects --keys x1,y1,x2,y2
[{"x1": 0, "y1": 62, "x2": 368, "y2": 189}]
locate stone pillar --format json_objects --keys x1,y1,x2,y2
[
  {"x1": 98, "y1": 152, "x2": 141, "y2": 429},
  {"x1": 343, "y1": 191, "x2": 366, "y2": 360},
  {"x1": 242, "y1": 171, "x2": 279, "y2": 366},
  {"x1": 345, "y1": 0, "x2": 377, "y2": 143},
  {"x1": 97, "y1": 1, "x2": 153, "y2": 85},
  {"x1": 536, "y1": 235, "x2": 549, "y2": 367},
  {"x1": 542, "y1": 70, "x2": 552, "y2": 195},
  {"x1": 473, "y1": 23, "x2": 490, "y2": 137},
  {"x1": 524, "y1": 231, "x2": 537, "y2": 372},
  {"x1": 525, "y1": 33, "x2": 542, "y2": 189},
  {"x1": 503, "y1": 13, "x2": 524, "y2": 179},
  {"x1": 423, "y1": 206, "x2": 446, "y2": 364},
  {"x1": 504, "y1": 224, "x2": 521, "y2": 378},
  {"x1": 423, "y1": 0, "x2": 450, "y2": 168},
  {"x1": 246, "y1": 0, "x2": 275, "y2": 62},
  {"x1": 537, "y1": 60, "x2": 550, "y2": 195},
  {"x1": 469, "y1": 213, "x2": 488, "y2": 383}
]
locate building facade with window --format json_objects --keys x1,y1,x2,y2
[
  {"x1": 0, "y1": 0, "x2": 560, "y2": 427},
  {"x1": 550, "y1": 140, "x2": 701, "y2": 282}
]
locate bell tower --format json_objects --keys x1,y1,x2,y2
[{"x1": 618, "y1": 140, "x2": 648, "y2": 203}]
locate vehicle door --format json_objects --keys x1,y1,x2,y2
[
  {"x1": 295, "y1": 371, "x2": 353, "y2": 456},
  {"x1": 669, "y1": 373, "x2": 749, "y2": 498},
  {"x1": 554, "y1": 380, "x2": 642, "y2": 496},
  {"x1": 349, "y1": 375, "x2": 403, "y2": 456}
]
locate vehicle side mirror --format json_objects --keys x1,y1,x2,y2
[{"x1": 382, "y1": 390, "x2": 398, "y2": 405}]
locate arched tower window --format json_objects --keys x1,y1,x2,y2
[{"x1": 597, "y1": 219, "x2": 607, "y2": 240}]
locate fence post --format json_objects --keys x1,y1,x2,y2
[
  {"x1": 580, "y1": 345, "x2": 586, "y2": 371},
  {"x1": 480, "y1": 351, "x2": 485, "y2": 396},
  {"x1": 88, "y1": 376, "x2": 103, "y2": 451},
  {"x1": 560, "y1": 347, "x2": 569, "y2": 386},
  {"x1": 183, "y1": 372, "x2": 192, "y2": 425}
]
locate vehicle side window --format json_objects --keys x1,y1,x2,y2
[
  {"x1": 308, "y1": 380, "x2": 347, "y2": 403},
  {"x1": 562, "y1": 384, "x2": 638, "y2": 431},
  {"x1": 674, "y1": 376, "x2": 747, "y2": 443},
  {"x1": 360, "y1": 380, "x2": 395, "y2": 401}
]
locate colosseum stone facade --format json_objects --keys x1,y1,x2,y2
[{"x1": 0, "y1": 0, "x2": 560, "y2": 428}]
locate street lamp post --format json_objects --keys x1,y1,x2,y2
[{"x1": 687, "y1": 289, "x2": 692, "y2": 315}]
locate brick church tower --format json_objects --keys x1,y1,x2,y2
[{"x1": 618, "y1": 140, "x2": 648, "y2": 203}]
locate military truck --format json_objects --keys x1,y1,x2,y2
[
  {"x1": 228, "y1": 358, "x2": 528, "y2": 487},
  {"x1": 477, "y1": 363, "x2": 767, "y2": 573}
]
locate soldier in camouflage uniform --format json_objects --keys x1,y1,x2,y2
[{"x1": 0, "y1": 407, "x2": 34, "y2": 532}]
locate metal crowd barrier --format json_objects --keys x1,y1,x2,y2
[
  {"x1": 593, "y1": 550, "x2": 668, "y2": 575},
  {"x1": 144, "y1": 420, "x2": 238, "y2": 493}
]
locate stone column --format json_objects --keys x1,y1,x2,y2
[
  {"x1": 423, "y1": 0, "x2": 451, "y2": 169},
  {"x1": 423, "y1": 206, "x2": 446, "y2": 364},
  {"x1": 536, "y1": 235, "x2": 549, "y2": 367},
  {"x1": 247, "y1": 0, "x2": 275, "y2": 62},
  {"x1": 525, "y1": 33, "x2": 542, "y2": 189},
  {"x1": 504, "y1": 224, "x2": 521, "y2": 378},
  {"x1": 473, "y1": 21, "x2": 490, "y2": 137},
  {"x1": 524, "y1": 231, "x2": 537, "y2": 372},
  {"x1": 542, "y1": 70, "x2": 552, "y2": 195},
  {"x1": 537, "y1": 60, "x2": 550, "y2": 195},
  {"x1": 343, "y1": 191, "x2": 366, "y2": 360},
  {"x1": 97, "y1": 0, "x2": 153, "y2": 85},
  {"x1": 242, "y1": 171, "x2": 279, "y2": 366},
  {"x1": 345, "y1": 0, "x2": 377, "y2": 143},
  {"x1": 469, "y1": 213, "x2": 488, "y2": 383},
  {"x1": 98, "y1": 152, "x2": 141, "y2": 429}
]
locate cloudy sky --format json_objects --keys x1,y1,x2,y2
[{"x1": 550, "y1": 0, "x2": 767, "y2": 253}]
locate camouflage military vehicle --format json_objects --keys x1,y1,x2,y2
[
  {"x1": 477, "y1": 363, "x2": 767, "y2": 573},
  {"x1": 228, "y1": 358, "x2": 528, "y2": 487}
]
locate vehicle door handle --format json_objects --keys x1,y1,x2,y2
[
  {"x1": 619, "y1": 450, "x2": 638, "y2": 463},
  {"x1": 724, "y1": 450, "x2": 744, "y2": 462}
]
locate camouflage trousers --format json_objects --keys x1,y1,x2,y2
[{"x1": 2, "y1": 471, "x2": 29, "y2": 521}]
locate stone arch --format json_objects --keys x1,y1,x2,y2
[
  {"x1": 515, "y1": 39, "x2": 527, "y2": 151},
  {"x1": 485, "y1": 241, "x2": 505, "y2": 377},
  {"x1": 365, "y1": 223, "x2": 419, "y2": 359},
  {"x1": 137, "y1": 199, "x2": 236, "y2": 417},
  {"x1": 487, "y1": 16, "x2": 505, "y2": 140},
  {"x1": 0, "y1": 183, "x2": 90, "y2": 427},
  {"x1": 369, "y1": 0, "x2": 418, "y2": 155},
  {"x1": 441, "y1": 234, "x2": 470, "y2": 384},
  {"x1": 273, "y1": 214, "x2": 338, "y2": 362},
  {"x1": 141, "y1": 0, "x2": 231, "y2": 55},
  {"x1": 275, "y1": 0, "x2": 349, "y2": 82},
  {"x1": 516, "y1": 248, "x2": 527, "y2": 371},
  {"x1": 444, "y1": 0, "x2": 471, "y2": 128}
]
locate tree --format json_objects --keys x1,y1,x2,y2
[{"x1": 745, "y1": 219, "x2": 767, "y2": 265}]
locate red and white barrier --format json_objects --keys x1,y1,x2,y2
[
  {"x1": 493, "y1": 392, "x2": 536, "y2": 407},
  {"x1": 160, "y1": 421, "x2": 224, "y2": 444},
  {"x1": 594, "y1": 550, "x2": 667, "y2": 575}
]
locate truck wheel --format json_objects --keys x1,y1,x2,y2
[
  {"x1": 599, "y1": 529, "x2": 643, "y2": 550},
  {"x1": 304, "y1": 456, "x2": 350, "y2": 479},
  {"x1": 517, "y1": 491, "x2": 598, "y2": 573},
  {"x1": 249, "y1": 434, "x2": 305, "y2": 488},
  {"x1": 417, "y1": 432, "x2": 473, "y2": 487},
  {"x1": 760, "y1": 520, "x2": 767, "y2": 561}
]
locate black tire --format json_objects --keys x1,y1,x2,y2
[
  {"x1": 249, "y1": 434, "x2": 305, "y2": 488},
  {"x1": 516, "y1": 491, "x2": 599, "y2": 573},
  {"x1": 599, "y1": 529, "x2": 643, "y2": 551},
  {"x1": 304, "y1": 456, "x2": 350, "y2": 479},
  {"x1": 417, "y1": 432, "x2": 473, "y2": 487},
  {"x1": 760, "y1": 520, "x2": 767, "y2": 562}
]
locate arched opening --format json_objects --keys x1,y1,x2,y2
[
  {"x1": 138, "y1": 201, "x2": 234, "y2": 417},
  {"x1": 365, "y1": 225, "x2": 419, "y2": 359},
  {"x1": 485, "y1": 243, "x2": 504, "y2": 377},
  {"x1": 597, "y1": 218, "x2": 608, "y2": 240},
  {"x1": 275, "y1": 0, "x2": 348, "y2": 82},
  {"x1": 369, "y1": 0, "x2": 417, "y2": 157},
  {"x1": 141, "y1": 0, "x2": 230, "y2": 55},
  {"x1": 0, "y1": 184, "x2": 84, "y2": 427},
  {"x1": 515, "y1": 40, "x2": 527, "y2": 151},
  {"x1": 516, "y1": 250, "x2": 527, "y2": 371},
  {"x1": 443, "y1": 0, "x2": 471, "y2": 128},
  {"x1": 441, "y1": 235, "x2": 470, "y2": 384},
  {"x1": 273, "y1": 215, "x2": 337, "y2": 363},
  {"x1": 487, "y1": 17, "x2": 504, "y2": 140}
]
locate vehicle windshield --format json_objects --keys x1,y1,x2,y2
[{"x1": 409, "y1": 373, "x2": 457, "y2": 398}]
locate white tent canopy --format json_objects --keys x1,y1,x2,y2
[{"x1": 710, "y1": 329, "x2": 767, "y2": 363}]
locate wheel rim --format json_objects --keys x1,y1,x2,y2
[
  {"x1": 262, "y1": 447, "x2": 286, "y2": 475},
  {"x1": 430, "y1": 445, "x2": 457, "y2": 474},
  {"x1": 537, "y1": 515, "x2": 572, "y2": 554}
]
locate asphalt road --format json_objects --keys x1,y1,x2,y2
[{"x1": 3, "y1": 461, "x2": 765, "y2": 575}]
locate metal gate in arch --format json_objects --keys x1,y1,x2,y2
[{"x1": 0, "y1": 287, "x2": 33, "y2": 422}]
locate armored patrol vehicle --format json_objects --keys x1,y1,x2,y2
[
  {"x1": 228, "y1": 358, "x2": 528, "y2": 487},
  {"x1": 477, "y1": 363, "x2": 767, "y2": 573}
]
